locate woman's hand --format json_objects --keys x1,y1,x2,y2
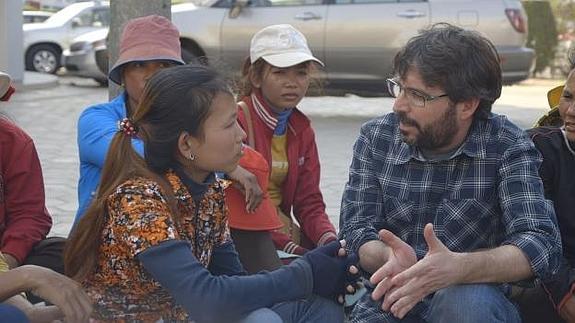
[{"x1": 227, "y1": 165, "x2": 263, "y2": 212}]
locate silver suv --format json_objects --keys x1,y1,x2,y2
[
  {"x1": 63, "y1": 0, "x2": 533, "y2": 92},
  {"x1": 24, "y1": 1, "x2": 109, "y2": 74}
]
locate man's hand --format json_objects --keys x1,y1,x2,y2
[
  {"x1": 370, "y1": 229, "x2": 417, "y2": 303},
  {"x1": 382, "y1": 223, "x2": 462, "y2": 319},
  {"x1": 227, "y1": 165, "x2": 263, "y2": 212}
]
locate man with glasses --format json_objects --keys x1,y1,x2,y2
[{"x1": 339, "y1": 23, "x2": 561, "y2": 322}]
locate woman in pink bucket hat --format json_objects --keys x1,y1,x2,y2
[
  {"x1": 75, "y1": 15, "x2": 264, "y2": 235},
  {"x1": 75, "y1": 15, "x2": 185, "y2": 224}
]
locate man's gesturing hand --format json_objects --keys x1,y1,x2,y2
[
  {"x1": 370, "y1": 229, "x2": 417, "y2": 304},
  {"x1": 382, "y1": 223, "x2": 462, "y2": 319}
]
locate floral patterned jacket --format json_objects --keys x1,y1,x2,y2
[{"x1": 84, "y1": 170, "x2": 230, "y2": 322}]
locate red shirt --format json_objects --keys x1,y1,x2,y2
[
  {"x1": 238, "y1": 93, "x2": 336, "y2": 252},
  {"x1": 0, "y1": 118, "x2": 51, "y2": 263}
]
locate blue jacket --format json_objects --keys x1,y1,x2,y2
[{"x1": 75, "y1": 93, "x2": 143, "y2": 224}]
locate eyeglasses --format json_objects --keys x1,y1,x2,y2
[{"x1": 386, "y1": 78, "x2": 448, "y2": 108}]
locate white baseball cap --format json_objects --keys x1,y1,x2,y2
[
  {"x1": 250, "y1": 24, "x2": 324, "y2": 68},
  {"x1": 0, "y1": 72, "x2": 13, "y2": 101}
]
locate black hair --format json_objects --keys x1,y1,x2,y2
[{"x1": 393, "y1": 23, "x2": 502, "y2": 119}]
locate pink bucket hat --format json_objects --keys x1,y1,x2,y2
[
  {"x1": 108, "y1": 15, "x2": 184, "y2": 85},
  {"x1": 250, "y1": 24, "x2": 323, "y2": 68}
]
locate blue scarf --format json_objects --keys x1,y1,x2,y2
[{"x1": 274, "y1": 109, "x2": 293, "y2": 135}]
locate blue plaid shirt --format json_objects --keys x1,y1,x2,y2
[
  {"x1": 341, "y1": 113, "x2": 561, "y2": 322},
  {"x1": 340, "y1": 112, "x2": 561, "y2": 280}
]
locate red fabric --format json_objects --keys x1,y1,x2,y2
[
  {"x1": 237, "y1": 94, "x2": 336, "y2": 252},
  {"x1": 226, "y1": 146, "x2": 283, "y2": 231},
  {"x1": 0, "y1": 119, "x2": 51, "y2": 263}
]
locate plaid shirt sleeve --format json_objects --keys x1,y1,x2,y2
[
  {"x1": 339, "y1": 119, "x2": 384, "y2": 254},
  {"x1": 498, "y1": 134, "x2": 562, "y2": 280}
]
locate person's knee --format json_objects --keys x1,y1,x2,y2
[
  {"x1": 238, "y1": 308, "x2": 283, "y2": 323},
  {"x1": 429, "y1": 284, "x2": 520, "y2": 323}
]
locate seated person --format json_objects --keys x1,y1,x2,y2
[
  {"x1": 65, "y1": 64, "x2": 358, "y2": 322},
  {"x1": 339, "y1": 24, "x2": 560, "y2": 322},
  {"x1": 226, "y1": 145, "x2": 284, "y2": 273},
  {"x1": 525, "y1": 55, "x2": 575, "y2": 323},
  {"x1": 0, "y1": 72, "x2": 92, "y2": 322}
]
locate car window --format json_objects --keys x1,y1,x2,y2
[
  {"x1": 92, "y1": 8, "x2": 110, "y2": 27},
  {"x1": 334, "y1": 0, "x2": 423, "y2": 4},
  {"x1": 74, "y1": 7, "x2": 109, "y2": 27},
  {"x1": 254, "y1": 0, "x2": 323, "y2": 7},
  {"x1": 214, "y1": 0, "x2": 322, "y2": 7}
]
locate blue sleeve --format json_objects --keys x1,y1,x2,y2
[
  {"x1": 137, "y1": 240, "x2": 312, "y2": 323},
  {"x1": 0, "y1": 304, "x2": 29, "y2": 323},
  {"x1": 207, "y1": 241, "x2": 247, "y2": 276},
  {"x1": 77, "y1": 101, "x2": 144, "y2": 169}
]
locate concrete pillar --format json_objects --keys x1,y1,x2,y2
[
  {"x1": 0, "y1": 0, "x2": 24, "y2": 83},
  {"x1": 108, "y1": 0, "x2": 171, "y2": 99}
]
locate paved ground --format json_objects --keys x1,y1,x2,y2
[{"x1": 1, "y1": 76, "x2": 561, "y2": 236}]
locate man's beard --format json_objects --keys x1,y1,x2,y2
[{"x1": 397, "y1": 104, "x2": 458, "y2": 151}]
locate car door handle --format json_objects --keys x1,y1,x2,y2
[
  {"x1": 396, "y1": 10, "x2": 426, "y2": 19},
  {"x1": 294, "y1": 12, "x2": 322, "y2": 20}
]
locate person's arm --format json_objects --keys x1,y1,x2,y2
[
  {"x1": 77, "y1": 101, "x2": 144, "y2": 169},
  {"x1": 290, "y1": 127, "x2": 337, "y2": 245},
  {"x1": 226, "y1": 165, "x2": 263, "y2": 212},
  {"x1": 4, "y1": 293, "x2": 61, "y2": 323},
  {"x1": 496, "y1": 134, "x2": 562, "y2": 281},
  {"x1": 0, "y1": 265, "x2": 92, "y2": 322},
  {"x1": 207, "y1": 240, "x2": 246, "y2": 276},
  {"x1": 138, "y1": 240, "x2": 312, "y2": 323},
  {"x1": 271, "y1": 230, "x2": 308, "y2": 255},
  {"x1": 339, "y1": 121, "x2": 384, "y2": 271},
  {"x1": 528, "y1": 129, "x2": 557, "y2": 200},
  {"x1": 1, "y1": 136, "x2": 51, "y2": 265}
]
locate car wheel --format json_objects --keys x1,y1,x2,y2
[
  {"x1": 95, "y1": 48, "x2": 109, "y2": 76},
  {"x1": 26, "y1": 44, "x2": 61, "y2": 74}
]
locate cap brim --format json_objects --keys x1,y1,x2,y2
[
  {"x1": 108, "y1": 57, "x2": 185, "y2": 85},
  {"x1": 262, "y1": 52, "x2": 324, "y2": 68},
  {"x1": 0, "y1": 72, "x2": 11, "y2": 99}
]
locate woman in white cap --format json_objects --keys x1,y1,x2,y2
[
  {"x1": 75, "y1": 15, "x2": 263, "y2": 229},
  {"x1": 236, "y1": 24, "x2": 337, "y2": 257},
  {"x1": 0, "y1": 71, "x2": 92, "y2": 323}
]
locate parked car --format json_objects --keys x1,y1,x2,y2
[
  {"x1": 63, "y1": 0, "x2": 534, "y2": 92},
  {"x1": 62, "y1": 28, "x2": 109, "y2": 84},
  {"x1": 23, "y1": 11, "x2": 53, "y2": 24},
  {"x1": 23, "y1": 1, "x2": 109, "y2": 74}
]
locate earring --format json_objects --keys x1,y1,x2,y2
[{"x1": 188, "y1": 152, "x2": 196, "y2": 161}]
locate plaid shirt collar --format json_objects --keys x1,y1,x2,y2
[{"x1": 393, "y1": 117, "x2": 488, "y2": 164}]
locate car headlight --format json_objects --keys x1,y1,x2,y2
[
  {"x1": 70, "y1": 41, "x2": 91, "y2": 52},
  {"x1": 92, "y1": 39, "x2": 107, "y2": 50}
]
